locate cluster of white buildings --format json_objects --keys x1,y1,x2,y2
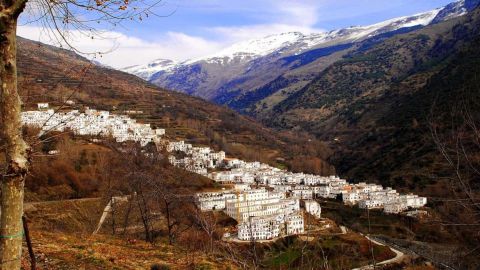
[
  {"x1": 21, "y1": 104, "x2": 165, "y2": 146},
  {"x1": 22, "y1": 103, "x2": 428, "y2": 241},
  {"x1": 166, "y1": 141, "x2": 225, "y2": 175},
  {"x1": 167, "y1": 120, "x2": 427, "y2": 240},
  {"x1": 341, "y1": 182, "x2": 427, "y2": 214},
  {"x1": 195, "y1": 187, "x2": 308, "y2": 241},
  {"x1": 198, "y1": 160, "x2": 427, "y2": 215}
]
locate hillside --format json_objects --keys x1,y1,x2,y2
[
  {"x1": 17, "y1": 37, "x2": 334, "y2": 176},
  {"x1": 270, "y1": 6, "x2": 480, "y2": 191},
  {"x1": 22, "y1": 197, "x2": 237, "y2": 269},
  {"x1": 124, "y1": 0, "x2": 478, "y2": 117},
  {"x1": 145, "y1": 11, "x2": 440, "y2": 105}
]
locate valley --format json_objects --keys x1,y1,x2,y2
[
  {"x1": 0, "y1": 0, "x2": 477, "y2": 269},
  {"x1": 117, "y1": 0, "x2": 480, "y2": 268},
  {"x1": 124, "y1": 0, "x2": 480, "y2": 187}
]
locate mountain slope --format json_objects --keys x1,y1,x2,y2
[
  {"x1": 269, "y1": 6, "x2": 480, "y2": 187},
  {"x1": 266, "y1": 11, "x2": 480, "y2": 257},
  {"x1": 151, "y1": 9, "x2": 440, "y2": 103},
  {"x1": 431, "y1": 0, "x2": 480, "y2": 22},
  {"x1": 124, "y1": 0, "x2": 475, "y2": 116},
  {"x1": 122, "y1": 58, "x2": 177, "y2": 80},
  {"x1": 17, "y1": 37, "x2": 334, "y2": 175}
]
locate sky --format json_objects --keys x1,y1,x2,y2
[{"x1": 18, "y1": 0, "x2": 456, "y2": 68}]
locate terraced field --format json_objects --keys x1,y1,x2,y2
[{"x1": 17, "y1": 37, "x2": 335, "y2": 175}]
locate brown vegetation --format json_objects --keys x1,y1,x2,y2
[{"x1": 16, "y1": 37, "x2": 335, "y2": 177}]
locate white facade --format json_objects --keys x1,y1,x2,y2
[
  {"x1": 237, "y1": 212, "x2": 304, "y2": 241},
  {"x1": 303, "y1": 200, "x2": 321, "y2": 219},
  {"x1": 166, "y1": 141, "x2": 226, "y2": 174},
  {"x1": 291, "y1": 186, "x2": 314, "y2": 200},
  {"x1": 216, "y1": 187, "x2": 304, "y2": 241},
  {"x1": 342, "y1": 191, "x2": 361, "y2": 204},
  {"x1": 285, "y1": 213, "x2": 305, "y2": 235},
  {"x1": 384, "y1": 202, "x2": 408, "y2": 214},
  {"x1": 234, "y1": 183, "x2": 251, "y2": 191},
  {"x1": 195, "y1": 191, "x2": 237, "y2": 211},
  {"x1": 358, "y1": 199, "x2": 384, "y2": 209},
  {"x1": 22, "y1": 108, "x2": 165, "y2": 147},
  {"x1": 37, "y1": 103, "x2": 49, "y2": 109}
]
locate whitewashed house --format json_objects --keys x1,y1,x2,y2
[
  {"x1": 303, "y1": 200, "x2": 321, "y2": 219},
  {"x1": 195, "y1": 191, "x2": 237, "y2": 211},
  {"x1": 291, "y1": 186, "x2": 314, "y2": 200},
  {"x1": 37, "y1": 103, "x2": 49, "y2": 109}
]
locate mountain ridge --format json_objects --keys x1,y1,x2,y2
[
  {"x1": 124, "y1": 8, "x2": 443, "y2": 81},
  {"x1": 269, "y1": 5, "x2": 480, "y2": 185},
  {"x1": 121, "y1": 0, "x2": 477, "y2": 116}
]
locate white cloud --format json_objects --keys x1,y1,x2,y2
[
  {"x1": 17, "y1": 0, "x2": 327, "y2": 68},
  {"x1": 18, "y1": 25, "x2": 224, "y2": 68},
  {"x1": 274, "y1": 1, "x2": 322, "y2": 27},
  {"x1": 17, "y1": 0, "x2": 452, "y2": 70},
  {"x1": 209, "y1": 23, "x2": 322, "y2": 43},
  {"x1": 204, "y1": 0, "x2": 325, "y2": 43}
]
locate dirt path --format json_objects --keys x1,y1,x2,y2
[
  {"x1": 352, "y1": 235, "x2": 405, "y2": 270},
  {"x1": 23, "y1": 197, "x2": 100, "y2": 212},
  {"x1": 93, "y1": 196, "x2": 129, "y2": 235}
]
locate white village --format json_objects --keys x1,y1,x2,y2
[{"x1": 22, "y1": 103, "x2": 428, "y2": 242}]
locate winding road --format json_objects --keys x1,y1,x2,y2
[{"x1": 352, "y1": 235, "x2": 406, "y2": 270}]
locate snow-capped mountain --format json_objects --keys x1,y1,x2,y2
[
  {"x1": 123, "y1": 8, "x2": 443, "y2": 81},
  {"x1": 188, "y1": 32, "x2": 306, "y2": 65},
  {"x1": 432, "y1": 0, "x2": 480, "y2": 23},
  {"x1": 122, "y1": 0, "x2": 478, "y2": 105},
  {"x1": 123, "y1": 59, "x2": 177, "y2": 80}
]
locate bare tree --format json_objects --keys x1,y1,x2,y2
[
  {"x1": 121, "y1": 144, "x2": 157, "y2": 243},
  {"x1": 96, "y1": 151, "x2": 118, "y2": 234},
  {"x1": 246, "y1": 216, "x2": 260, "y2": 269},
  {"x1": 366, "y1": 207, "x2": 376, "y2": 269},
  {"x1": 0, "y1": 1, "x2": 31, "y2": 265},
  {"x1": 135, "y1": 185, "x2": 153, "y2": 243},
  {"x1": 121, "y1": 196, "x2": 134, "y2": 235},
  {"x1": 0, "y1": 0, "x2": 163, "y2": 267},
  {"x1": 430, "y1": 93, "x2": 480, "y2": 268},
  {"x1": 155, "y1": 192, "x2": 193, "y2": 245},
  {"x1": 193, "y1": 208, "x2": 218, "y2": 254},
  {"x1": 217, "y1": 241, "x2": 250, "y2": 270},
  {"x1": 162, "y1": 194, "x2": 176, "y2": 245}
]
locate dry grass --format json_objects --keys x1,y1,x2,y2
[
  {"x1": 23, "y1": 231, "x2": 235, "y2": 270},
  {"x1": 22, "y1": 197, "x2": 237, "y2": 270}
]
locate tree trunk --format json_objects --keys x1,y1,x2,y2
[
  {"x1": 0, "y1": 12, "x2": 30, "y2": 270},
  {"x1": 110, "y1": 196, "x2": 116, "y2": 235},
  {"x1": 164, "y1": 199, "x2": 173, "y2": 245},
  {"x1": 122, "y1": 198, "x2": 133, "y2": 235},
  {"x1": 136, "y1": 192, "x2": 151, "y2": 243},
  {"x1": 22, "y1": 215, "x2": 35, "y2": 270}
]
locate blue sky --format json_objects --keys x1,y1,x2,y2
[
  {"x1": 18, "y1": 0, "x2": 456, "y2": 68},
  {"x1": 128, "y1": 0, "x2": 455, "y2": 41}
]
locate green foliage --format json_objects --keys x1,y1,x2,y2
[
  {"x1": 341, "y1": 54, "x2": 377, "y2": 63},
  {"x1": 416, "y1": 34, "x2": 431, "y2": 42},
  {"x1": 266, "y1": 248, "x2": 301, "y2": 268}
]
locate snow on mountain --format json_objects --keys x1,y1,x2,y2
[
  {"x1": 431, "y1": 0, "x2": 479, "y2": 23},
  {"x1": 186, "y1": 32, "x2": 306, "y2": 65},
  {"x1": 123, "y1": 0, "x2": 471, "y2": 81},
  {"x1": 186, "y1": 9, "x2": 441, "y2": 65},
  {"x1": 122, "y1": 59, "x2": 178, "y2": 80},
  {"x1": 317, "y1": 8, "x2": 440, "y2": 45}
]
